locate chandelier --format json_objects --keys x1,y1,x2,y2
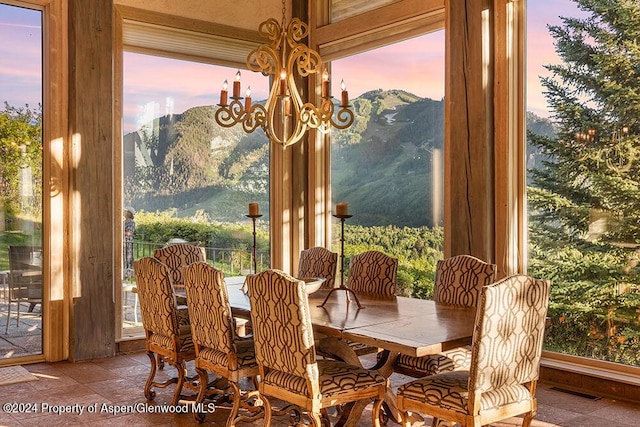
[
  {"x1": 576, "y1": 125, "x2": 638, "y2": 173},
  {"x1": 214, "y1": 0, "x2": 354, "y2": 147}
]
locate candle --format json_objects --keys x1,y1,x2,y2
[
  {"x1": 233, "y1": 70, "x2": 241, "y2": 99},
  {"x1": 336, "y1": 202, "x2": 349, "y2": 216},
  {"x1": 283, "y1": 96, "x2": 291, "y2": 116},
  {"x1": 245, "y1": 86, "x2": 252, "y2": 110},
  {"x1": 321, "y1": 68, "x2": 329, "y2": 99},
  {"x1": 220, "y1": 80, "x2": 228, "y2": 106},
  {"x1": 249, "y1": 202, "x2": 259, "y2": 216},
  {"x1": 280, "y1": 69, "x2": 287, "y2": 95},
  {"x1": 340, "y1": 79, "x2": 349, "y2": 107}
]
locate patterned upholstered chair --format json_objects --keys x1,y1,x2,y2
[
  {"x1": 297, "y1": 246, "x2": 338, "y2": 289},
  {"x1": 397, "y1": 275, "x2": 550, "y2": 427},
  {"x1": 153, "y1": 243, "x2": 206, "y2": 291},
  {"x1": 346, "y1": 250, "x2": 398, "y2": 296},
  {"x1": 393, "y1": 255, "x2": 497, "y2": 378},
  {"x1": 133, "y1": 257, "x2": 197, "y2": 406},
  {"x1": 183, "y1": 262, "x2": 261, "y2": 424},
  {"x1": 246, "y1": 269, "x2": 387, "y2": 427}
]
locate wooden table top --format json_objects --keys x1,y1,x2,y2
[{"x1": 227, "y1": 282, "x2": 476, "y2": 358}]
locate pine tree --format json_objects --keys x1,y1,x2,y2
[{"x1": 527, "y1": 0, "x2": 640, "y2": 365}]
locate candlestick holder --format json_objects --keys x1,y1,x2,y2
[
  {"x1": 318, "y1": 214, "x2": 363, "y2": 309},
  {"x1": 246, "y1": 213, "x2": 263, "y2": 274}
]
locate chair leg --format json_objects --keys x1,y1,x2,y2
[
  {"x1": 170, "y1": 361, "x2": 187, "y2": 406},
  {"x1": 262, "y1": 394, "x2": 273, "y2": 426},
  {"x1": 227, "y1": 381, "x2": 242, "y2": 427},
  {"x1": 371, "y1": 398, "x2": 384, "y2": 427},
  {"x1": 522, "y1": 411, "x2": 535, "y2": 427},
  {"x1": 192, "y1": 366, "x2": 209, "y2": 423},
  {"x1": 308, "y1": 411, "x2": 323, "y2": 427},
  {"x1": 4, "y1": 300, "x2": 10, "y2": 334},
  {"x1": 144, "y1": 351, "x2": 159, "y2": 401},
  {"x1": 400, "y1": 411, "x2": 413, "y2": 427}
]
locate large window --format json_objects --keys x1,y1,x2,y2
[
  {"x1": 330, "y1": 32, "x2": 445, "y2": 298},
  {"x1": 526, "y1": 0, "x2": 640, "y2": 367},
  {"x1": 120, "y1": 51, "x2": 270, "y2": 334},
  {"x1": 0, "y1": 3, "x2": 43, "y2": 359}
]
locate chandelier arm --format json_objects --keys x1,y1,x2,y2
[{"x1": 215, "y1": 100, "x2": 246, "y2": 128}]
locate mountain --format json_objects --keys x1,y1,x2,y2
[{"x1": 123, "y1": 90, "x2": 554, "y2": 227}]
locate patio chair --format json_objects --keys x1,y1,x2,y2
[
  {"x1": 393, "y1": 255, "x2": 496, "y2": 378},
  {"x1": 246, "y1": 269, "x2": 387, "y2": 426},
  {"x1": 5, "y1": 246, "x2": 43, "y2": 333},
  {"x1": 183, "y1": 262, "x2": 261, "y2": 424},
  {"x1": 397, "y1": 274, "x2": 550, "y2": 427},
  {"x1": 297, "y1": 246, "x2": 338, "y2": 289},
  {"x1": 133, "y1": 257, "x2": 197, "y2": 405}
]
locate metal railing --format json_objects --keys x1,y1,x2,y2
[{"x1": 130, "y1": 240, "x2": 269, "y2": 276}]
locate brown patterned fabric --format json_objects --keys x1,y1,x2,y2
[
  {"x1": 433, "y1": 255, "x2": 497, "y2": 306},
  {"x1": 153, "y1": 243, "x2": 206, "y2": 287},
  {"x1": 133, "y1": 257, "x2": 196, "y2": 406},
  {"x1": 297, "y1": 246, "x2": 339, "y2": 289},
  {"x1": 264, "y1": 359, "x2": 385, "y2": 397},
  {"x1": 346, "y1": 250, "x2": 397, "y2": 296},
  {"x1": 394, "y1": 255, "x2": 496, "y2": 377},
  {"x1": 182, "y1": 262, "x2": 259, "y2": 423},
  {"x1": 246, "y1": 269, "x2": 386, "y2": 426},
  {"x1": 397, "y1": 275, "x2": 550, "y2": 426}
]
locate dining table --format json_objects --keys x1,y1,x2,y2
[{"x1": 226, "y1": 279, "x2": 477, "y2": 426}]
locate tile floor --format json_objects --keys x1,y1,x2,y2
[{"x1": 1, "y1": 352, "x2": 639, "y2": 426}]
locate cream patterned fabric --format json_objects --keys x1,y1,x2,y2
[
  {"x1": 153, "y1": 243, "x2": 206, "y2": 287},
  {"x1": 394, "y1": 255, "x2": 496, "y2": 377},
  {"x1": 182, "y1": 262, "x2": 259, "y2": 424},
  {"x1": 397, "y1": 275, "x2": 550, "y2": 426},
  {"x1": 246, "y1": 269, "x2": 387, "y2": 426},
  {"x1": 346, "y1": 250, "x2": 398, "y2": 296},
  {"x1": 297, "y1": 247, "x2": 338, "y2": 289},
  {"x1": 433, "y1": 255, "x2": 497, "y2": 307},
  {"x1": 247, "y1": 269, "x2": 316, "y2": 378},
  {"x1": 183, "y1": 262, "x2": 255, "y2": 371},
  {"x1": 133, "y1": 257, "x2": 196, "y2": 406}
]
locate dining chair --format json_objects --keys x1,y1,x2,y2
[
  {"x1": 297, "y1": 246, "x2": 338, "y2": 289},
  {"x1": 339, "y1": 250, "x2": 398, "y2": 356},
  {"x1": 4, "y1": 246, "x2": 43, "y2": 333},
  {"x1": 397, "y1": 274, "x2": 551, "y2": 427},
  {"x1": 133, "y1": 257, "x2": 197, "y2": 406},
  {"x1": 153, "y1": 242, "x2": 206, "y2": 291},
  {"x1": 347, "y1": 250, "x2": 398, "y2": 296},
  {"x1": 393, "y1": 255, "x2": 497, "y2": 378},
  {"x1": 246, "y1": 269, "x2": 387, "y2": 427},
  {"x1": 182, "y1": 262, "x2": 261, "y2": 425}
]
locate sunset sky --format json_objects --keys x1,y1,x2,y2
[{"x1": 0, "y1": 0, "x2": 583, "y2": 132}]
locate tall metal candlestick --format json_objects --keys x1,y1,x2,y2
[
  {"x1": 319, "y1": 213, "x2": 363, "y2": 309},
  {"x1": 246, "y1": 213, "x2": 262, "y2": 274}
]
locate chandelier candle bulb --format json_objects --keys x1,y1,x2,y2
[
  {"x1": 248, "y1": 203, "x2": 259, "y2": 216},
  {"x1": 336, "y1": 202, "x2": 349, "y2": 216},
  {"x1": 220, "y1": 80, "x2": 228, "y2": 106},
  {"x1": 233, "y1": 70, "x2": 241, "y2": 98},
  {"x1": 340, "y1": 79, "x2": 349, "y2": 107},
  {"x1": 322, "y1": 68, "x2": 329, "y2": 99},
  {"x1": 279, "y1": 69, "x2": 287, "y2": 96},
  {"x1": 245, "y1": 86, "x2": 252, "y2": 110}
]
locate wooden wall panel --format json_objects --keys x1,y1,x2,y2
[
  {"x1": 444, "y1": 0, "x2": 493, "y2": 260},
  {"x1": 68, "y1": 0, "x2": 116, "y2": 360}
]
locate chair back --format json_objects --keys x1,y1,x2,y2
[
  {"x1": 347, "y1": 250, "x2": 397, "y2": 296},
  {"x1": 182, "y1": 262, "x2": 236, "y2": 356},
  {"x1": 153, "y1": 243, "x2": 206, "y2": 286},
  {"x1": 297, "y1": 246, "x2": 338, "y2": 289},
  {"x1": 246, "y1": 269, "x2": 317, "y2": 380},
  {"x1": 469, "y1": 275, "x2": 550, "y2": 395},
  {"x1": 8, "y1": 245, "x2": 43, "y2": 300},
  {"x1": 433, "y1": 255, "x2": 497, "y2": 307},
  {"x1": 133, "y1": 257, "x2": 181, "y2": 344}
]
